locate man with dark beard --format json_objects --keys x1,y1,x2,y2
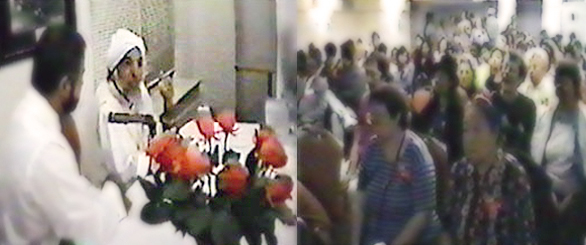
[{"x1": 0, "y1": 25, "x2": 120, "y2": 245}]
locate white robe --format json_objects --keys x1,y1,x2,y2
[
  {"x1": 96, "y1": 81, "x2": 156, "y2": 186},
  {"x1": 517, "y1": 74, "x2": 558, "y2": 120},
  {"x1": 0, "y1": 89, "x2": 120, "y2": 245}
]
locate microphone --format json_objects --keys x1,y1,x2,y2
[
  {"x1": 107, "y1": 112, "x2": 157, "y2": 138},
  {"x1": 147, "y1": 69, "x2": 176, "y2": 91}
]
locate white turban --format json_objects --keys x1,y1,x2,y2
[{"x1": 106, "y1": 29, "x2": 146, "y2": 73}]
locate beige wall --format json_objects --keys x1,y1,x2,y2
[
  {"x1": 174, "y1": 0, "x2": 236, "y2": 111},
  {"x1": 297, "y1": 0, "x2": 410, "y2": 52}
]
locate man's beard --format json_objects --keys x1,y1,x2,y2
[{"x1": 63, "y1": 88, "x2": 79, "y2": 114}]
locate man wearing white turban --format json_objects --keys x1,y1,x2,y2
[{"x1": 96, "y1": 29, "x2": 174, "y2": 212}]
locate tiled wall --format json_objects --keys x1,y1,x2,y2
[
  {"x1": 89, "y1": 0, "x2": 142, "y2": 82},
  {"x1": 139, "y1": 0, "x2": 175, "y2": 81},
  {"x1": 89, "y1": 0, "x2": 174, "y2": 83}
]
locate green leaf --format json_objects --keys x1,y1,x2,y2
[
  {"x1": 193, "y1": 189, "x2": 208, "y2": 208},
  {"x1": 154, "y1": 169, "x2": 164, "y2": 185},
  {"x1": 257, "y1": 209, "x2": 277, "y2": 233},
  {"x1": 138, "y1": 177, "x2": 162, "y2": 201},
  {"x1": 245, "y1": 149, "x2": 259, "y2": 177},
  {"x1": 171, "y1": 218, "x2": 187, "y2": 236},
  {"x1": 209, "y1": 194, "x2": 231, "y2": 211},
  {"x1": 163, "y1": 179, "x2": 192, "y2": 202},
  {"x1": 184, "y1": 207, "x2": 213, "y2": 237},
  {"x1": 211, "y1": 145, "x2": 220, "y2": 167},
  {"x1": 211, "y1": 210, "x2": 242, "y2": 245},
  {"x1": 252, "y1": 177, "x2": 271, "y2": 189},
  {"x1": 222, "y1": 150, "x2": 241, "y2": 164},
  {"x1": 141, "y1": 201, "x2": 172, "y2": 224},
  {"x1": 231, "y1": 187, "x2": 265, "y2": 226}
]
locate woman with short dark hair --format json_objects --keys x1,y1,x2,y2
[
  {"x1": 392, "y1": 46, "x2": 415, "y2": 94},
  {"x1": 532, "y1": 62, "x2": 586, "y2": 244},
  {"x1": 413, "y1": 39, "x2": 436, "y2": 91},
  {"x1": 354, "y1": 85, "x2": 442, "y2": 245}
]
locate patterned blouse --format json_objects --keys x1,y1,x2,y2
[{"x1": 446, "y1": 152, "x2": 536, "y2": 245}]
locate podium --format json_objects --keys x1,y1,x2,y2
[{"x1": 159, "y1": 80, "x2": 203, "y2": 130}]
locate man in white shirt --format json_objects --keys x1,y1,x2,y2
[
  {"x1": 0, "y1": 25, "x2": 120, "y2": 245},
  {"x1": 97, "y1": 29, "x2": 173, "y2": 212},
  {"x1": 518, "y1": 47, "x2": 558, "y2": 119}
]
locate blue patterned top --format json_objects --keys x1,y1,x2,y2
[{"x1": 358, "y1": 131, "x2": 442, "y2": 245}]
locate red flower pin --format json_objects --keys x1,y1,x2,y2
[
  {"x1": 484, "y1": 198, "x2": 502, "y2": 220},
  {"x1": 396, "y1": 167, "x2": 413, "y2": 184}
]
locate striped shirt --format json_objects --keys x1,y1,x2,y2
[{"x1": 358, "y1": 130, "x2": 441, "y2": 245}]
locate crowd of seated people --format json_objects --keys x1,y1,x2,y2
[{"x1": 297, "y1": 7, "x2": 586, "y2": 245}]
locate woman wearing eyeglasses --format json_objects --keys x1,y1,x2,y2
[{"x1": 354, "y1": 85, "x2": 442, "y2": 245}]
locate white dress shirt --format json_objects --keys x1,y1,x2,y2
[
  {"x1": 0, "y1": 89, "x2": 120, "y2": 245},
  {"x1": 96, "y1": 81, "x2": 156, "y2": 186}
]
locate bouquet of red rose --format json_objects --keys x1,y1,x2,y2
[{"x1": 138, "y1": 110, "x2": 295, "y2": 245}]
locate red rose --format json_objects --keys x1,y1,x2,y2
[
  {"x1": 172, "y1": 147, "x2": 212, "y2": 180},
  {"x1": 218, "y1": 163, "x2": 250, "y2": 198},
  {"x1": 254, "y1": 127, "x2": 276, "y2": 148},
  {"x1": 215, "y1": 110, "x2": 237, "y2": 134},
  {"x1": 196, "y1": 116, "x2": 217, "y2": 140},
  {"x1": 147, "y1": 135, "x2": 183, "y2": 171},
  {"x1": 265, "y1": 175, "x2": 293, "y2": 207},
  {"x1": 161, "y1": 142, "x2": 187, "y2": 173},
  {"x1": 146, "y1": 135, "x2": 177, "y2": 158},
  {"x1": 258, "y1": 137, "x2": 287, "y2": 168}
]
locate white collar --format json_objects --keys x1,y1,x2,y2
[{"x1": 106, "y1": 80, "x2": 146, "y2": 110}]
